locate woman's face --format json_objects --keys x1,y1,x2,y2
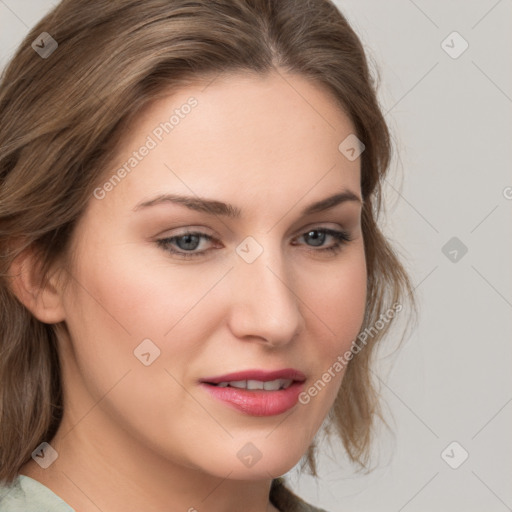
[{"x1": 57, "y1": 71, "x2": 367, "y2": 479}]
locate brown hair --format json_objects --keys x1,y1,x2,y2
[{"x1": 0, "y1": 0, "x2": 417, "y2": 483}]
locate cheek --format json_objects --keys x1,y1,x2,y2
[
  {"x1": 296, "y1": 247, "x2": 367, "y2": 410},
  {"x1": 60, "y1": 247, "x2": 215, "y2": 450},
  {"x1": 64, "y1": 230, "x2": 366, "y2": 366},
  {"x1": 60, "y1": 240, "x2": 233, "y2": 406},
  {"x1": 67, "y1": 244, "x2": 221, "y2": 341},
  {"x1": 306, "y1": 246, "x2": 367, "y2": 349}
]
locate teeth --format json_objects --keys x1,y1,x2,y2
[
  {"x1": 247, "y1": 380, "x2": 264, "y2": 390},
  {"x1": 229, "y1": 380, "x2": 246, "y2": 389},
  {"x1": 214, "y1": 379, "x2": 293, "y2": 390},
  {"x1": 279, "y1": 379, "x2": 293, "y2": 390},
  {"x1": 263, "y1": 379, "x2": 282, "y2": 391}
]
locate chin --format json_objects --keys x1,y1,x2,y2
[
  {"x1": 216, "y1": 457, "x2": 301, "y2": 481},
  {"x1": 204, "y1": 439, "x2": 308, "y2": 480}
]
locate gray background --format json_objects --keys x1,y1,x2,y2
[{"x1": 1, "y1": 1, "x2": 511, "y2": 511}]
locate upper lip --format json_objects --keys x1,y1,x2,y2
[{"x1": 200, "y1": 368, "x2": 306, "y2": 384}]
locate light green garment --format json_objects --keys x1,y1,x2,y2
[
  {"x1": 0, "y1": 475, "x2": 74, "y2": 511},
  {"x1": 0, "y1": 475, "x2": 327, "y2": 512}
]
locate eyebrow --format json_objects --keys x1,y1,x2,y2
[{"x1": 132, "y1": 189, "x2": 362, "y2": 217}]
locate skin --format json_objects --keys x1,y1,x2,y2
[{"x1": 17, "y1": 70, "x2": 367, "y2": 512}]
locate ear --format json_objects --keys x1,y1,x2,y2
[{"x1": 8, "y1": 246, "x2": 66, "y2": 324}]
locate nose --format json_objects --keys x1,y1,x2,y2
[{"x1": 226, "y1": 241, "x2": 304, "y2": 347}]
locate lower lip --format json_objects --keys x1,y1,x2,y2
[{"x1": 199, "y1": 381, "x2": 305, "y2": 416}]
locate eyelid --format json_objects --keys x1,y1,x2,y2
[
  {"x1": 156, "y1": 225, "x2": 353, "y2": 260},
  {"x1": 156, "y1": 222, "x2": 347, "y2": 244}
]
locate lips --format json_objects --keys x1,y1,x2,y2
[
  {"x1": 212, "y1": 378, "x2": 293, "y2": 391},
  {"x1": 200, "y1": 368, "x2": 306, "y2": 385},
  {"x1": 199, "y1": 368, "x2": 306, "y2": 416}
]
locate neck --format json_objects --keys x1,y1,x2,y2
[{"x1": 20, "y1": 409, "x2": 280, "y2": 512}]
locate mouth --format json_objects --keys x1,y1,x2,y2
[
  {"x1": 199, "y1": 368, "x2": 306, "y2": 416},
  {"x1": 205, "y1": 378, "x2": 294, "y2": 391},
  {"x1": 200, "y1": 368, "x2": 306, "y2": 386}
]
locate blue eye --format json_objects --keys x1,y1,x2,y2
[
  {"x1": 157, "y1": 228, "x2": 353, "y2": 259},
  {"x1": 295, "y1": 228, "x2": 353, "y2": 254},
  {"x1": 156, "y1": 231, "x2": 215, "y2": 259}
]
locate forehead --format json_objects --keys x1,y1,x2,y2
[{"x1": 95, "y1": 70, "x2": 361, "y2": 216}]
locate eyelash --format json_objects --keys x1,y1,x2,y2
[{"x1": 156, "y1": 228, "x2": 353, "y2": 260}]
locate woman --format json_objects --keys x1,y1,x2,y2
[{"x1": 0, "y1": 0, "x2": 416, "y2": 510}]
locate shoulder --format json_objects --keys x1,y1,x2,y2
[
  {"x1": 1, "y1": 475, "x2": 327, "y2": 512},
  {"x1": 0, "y1": 475, "x2": 75, "y2": 512},
  {"x1": 270, "y1": 478, "x2": 329, "y2": 512}
]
